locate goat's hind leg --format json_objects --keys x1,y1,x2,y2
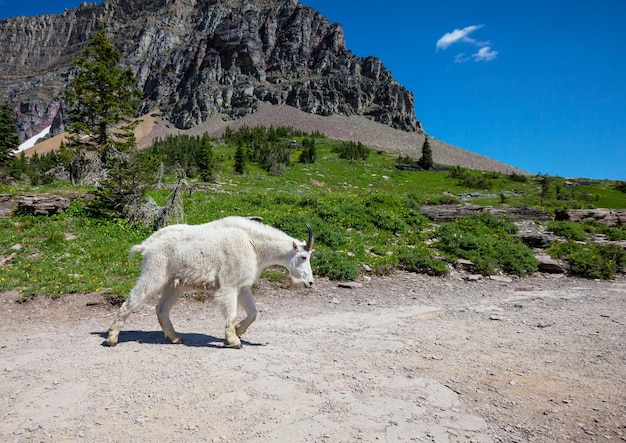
[
  {"x1": 106, "y1": 270, "x2": 165, "y2": 347},
  {"x1": 156, "y1": 283, "x2": 184, "y2": 344},
  {"x1": 106, "y1": 286, "x2": 151, "y2": 347}
]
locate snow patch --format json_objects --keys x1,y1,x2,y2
[{"x1": 15, "y1": 125, "x2": 51, "y2": 153}]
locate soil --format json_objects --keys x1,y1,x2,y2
[{"x1": 1, "y1": 271, "x2": 625, "y2": 442}]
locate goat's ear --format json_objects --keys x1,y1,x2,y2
[{"x1": 292, "y1": 241, "x2": 298, "y2": 251}]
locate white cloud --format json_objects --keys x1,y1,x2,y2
[
  {"x1": 436, "y1": 25, "x2": 484, "y2": 50},
  {"x1": 454, "y1": 53, "x2": 469, "y2": 63},
  {"x1": 473, "y1": 46, "x2": 498, "y2": 62},
  {"x1": 437, "y1": 25, "x2": 497, "y2": 62}
]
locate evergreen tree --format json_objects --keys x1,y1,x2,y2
[
  {"x1": 418, "y1": 136, "x2": 434, "y2": 170},
  {"x1": 197, "y1": 134, "x2": 217, "y2": 182},
  {"x1": 298, "y1": 138, "x2": 317, "y2": 164},
  {"x1": 61, "y1": 28, "x2": 155, "y2": 218},
  {"x1": 539, "y1": 174, "x2": 553, "y2": 205},
  {"x1": 234, "y1": 144, "x2": 247, "y2": 175},
  {"x1": 88, "y1": 145, "x2": 157, "y2": 218},
  {"x1": 0, "y1": 101, "x2": 19, "y2": 170},
  {"x1": 63, "y1": 28, "x2": 142, "y2": 179}
]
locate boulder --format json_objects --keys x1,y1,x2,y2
[
  {"x1": 535, "y1": 254, "x2": 566, "y2": 274},
  {"x1": 555, "y1": 209, "x2": 626, "y2": 227},
  {"x1": 15, "y1": 194, "x2": 70, "y2": 216},
  {"x1": 0, "y1": 194, "x2": 17, "y2": 219}
]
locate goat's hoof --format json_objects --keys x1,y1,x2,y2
[
  {"x1": 167, "y1": 336, "x2": 184, "y2": 344},
  {"x1": 105, "y1": 338, "x2": 118, "y2": 347},
  {"x1": 224, "y1": 341, "x2": 242, "y2": 349}
]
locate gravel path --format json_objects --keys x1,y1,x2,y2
[{"x1": 1, "y1": 271, "x2": 625, "y2": 442}]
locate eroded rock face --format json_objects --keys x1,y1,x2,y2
[
  {"x1": 0, "y1": 0, "x2": 422, "y2": 141},
  {"x1": 555, "y1": 209, "x2": 626, "y2": 227},
  {"x1": 15, "y1": 194, "x2": 70, "y2": 216}
]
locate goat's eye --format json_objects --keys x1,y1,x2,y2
[{"x1": 301, "y1": 255, "x2": 308, "y2": 261}]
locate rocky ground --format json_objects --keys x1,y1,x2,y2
[{"x1": 1, "y1": 270, "x2": 624, "y2": 442}]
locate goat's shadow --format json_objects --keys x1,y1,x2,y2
[{"x1": 91, "y1": 331, "x2": 264, "y2": 348}]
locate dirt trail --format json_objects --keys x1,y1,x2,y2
[{"x1": 1, "y1": 272, "x2": 625, "y2": 442}]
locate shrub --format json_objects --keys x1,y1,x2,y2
[
  {"x1": 546, "y1": 240, "x2": 585, "y2": 259},
  {"x1": 547, "y1": 241, "x2": 626, "y2": 279},
  {"x1": 492, "y1": 240, "x2": 539, "y2": 276},
  {"x1": 271, "y1": 214, "x2": 311, "y2": 239},
  {"x1": 547, "y1": 221, "x2": 587, "y2": 241},
  {"x1": 332, "y1": 141, "x2": 370, "y2": 161},
  {"x1": 435, "y1": 213, "x2": 537, "y2": 276},
  {"x1": 570, "y1": 244, "x2": 625, "y2": 280},
  {"x1": 313, "y1": 251, "x2": 358, "y2": 281},
  {"x1": 605, "y1": 227, "x2": 626, "y2": 241},
  {"x1": 509, "y1": 173, "x2": 528, "y2": 183},
  {"x1": 315, "y1": 224, "x2": 349, "y2": 249},
  {"x1": 447, "y1": 166, "x2": 494, "y2": 189},
  {"x1": 398, "y1": 248, "x2": 449, "y2": 276},
  {"x1": 298, "y1": 138, "x2": 316, "y2": 164}
]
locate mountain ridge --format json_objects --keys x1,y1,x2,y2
[
  {"x1": 1, "y1": 0, "x2": 420, "y2": 137},
  {"x1": 1, "y1": 0, "x2": 524, "y2": 174}
]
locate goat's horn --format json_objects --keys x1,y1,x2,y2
[{"x1": 304, "y1": 223, "x2": 314, "y2": 251}]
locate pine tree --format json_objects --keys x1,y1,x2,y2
[
  {"x1": 234, "y1": 144, "x2": 247, "y2": 175},
  {"x1": 197, "y1": 134, "x2": 217, "y2": 182},
  {"x1": 61, "y1": 28, "x2": 155, "y2": 217},
  {"x1": 298, "y1": 138, "x2": 317, "y2": 164},
  {"x1": 418, "y1": 136, "x2": 434, "y2": 170},
  {"x1": 0, "y1": 101, "x2": 19, "y2": 169},
  {"x1": 63, "y1": 28, "x2": 142, "y2": 179}
]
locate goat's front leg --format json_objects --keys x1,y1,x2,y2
[
  {"x1": 156, "y1": 284, "x2": 184, "y2": 344},
  {"x1": 236, "y1": 287, "x2": 257, "y2": 338},
  {"x1": 216, "y1": 288, "x2": 241, "y2": 349}
]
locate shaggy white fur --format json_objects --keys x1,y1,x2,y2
[{"x1": 106, "y1": 216, "x2": 314, "y2": 348}]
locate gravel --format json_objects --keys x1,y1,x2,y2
[{"x1": 1, "y1": 270, "x2": 625, "y2": 442}]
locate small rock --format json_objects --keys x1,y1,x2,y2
[
  {"x1": 489, "y1": 275, "x2": 512, "y2": 283},
  {"x1": 536, "y1": 254, "x2": 565, "y2": 273},
  {"x1": 338, "y1": 282, "x2": 362, "y2": 289}
]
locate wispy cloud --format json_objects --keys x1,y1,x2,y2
[
  {"x1": 436, "y1": 25, "x2": 485, "y2": 50},
  {"x1": 437, "y1": 24, "x2": 497, "y2": 62},
  {"x1": 473, "y1": 46, "x2": 498, "y2": 62}
]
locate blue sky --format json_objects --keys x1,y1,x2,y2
[{"x1": 1, "y1": 1, "x2": 624, "y2": 180}]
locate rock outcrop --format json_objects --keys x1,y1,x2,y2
[
  {"x1": 419, "y1": 204, "x2": 552, "y2": 223},
  {"x1": 555, "y1": 209, "x2": 626, "y2": 227},
  {"x1": 15, "y1": 194, "x2": 71, "y2": 216},
  {"x1": 0, "y1": 0, "x2": 422, "y2": 142}
]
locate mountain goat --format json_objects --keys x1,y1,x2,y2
[{"x1": 106, "y1": 216, "x2": 314, "y2": 348}]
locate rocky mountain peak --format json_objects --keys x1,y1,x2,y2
[{"x1": 0, "y1": 0, "x2": 422, "y2": 142}]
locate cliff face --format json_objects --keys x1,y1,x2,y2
[{"x1": 0, "y1": 0, "x2": 422, "y2": 141}]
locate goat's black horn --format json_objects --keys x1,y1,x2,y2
[{"x1": 304, "y1": 223, "x2": 314, "y2": 251}]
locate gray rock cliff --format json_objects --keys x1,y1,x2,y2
[{"x1": 0, "y1": 0, "x2": 422, "y2": 141}]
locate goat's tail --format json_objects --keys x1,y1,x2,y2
[{"x1": 129, "y1": 244, "x2": 145, "y2": 258}]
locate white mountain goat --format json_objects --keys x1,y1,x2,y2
[{"x1": 106, "y1": 216, "x2": 314, "y2": 348}]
